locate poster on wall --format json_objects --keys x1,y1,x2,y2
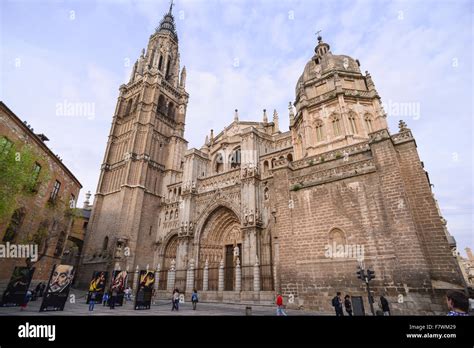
[
  {"x1": 134, "y1": 270, "x2": 155, "y2": 310},
  {"x1": 109, "y1": 270, "x2": 127, "y2": 306},
  {"x1": 1, "y1": 267, "x2": 35, "y2": 307},
  {"x1": 39, "y1": 264, "x2": 75, "y2": 312},
  {"x1": 86, "y1": 271, "x2": 107, "y2": 304}
]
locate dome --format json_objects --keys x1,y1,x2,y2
[{"x1": 295, "y1": 38, "x2": 361, "y2": 96}]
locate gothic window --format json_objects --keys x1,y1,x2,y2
[
  {"x1": 364, "y1": 114, "x2": 373, "y2": 133},
  {"x1": 165, "y1": 57, "x2": 171, "y2": 80},
  {"x1": 102, "y1": 236, "x2": 109, "y2": 251},
  {"x1": 158, "y1": 55, "x2": 163, "y2": 71},
  {"x1": 287, "y1": 154, "x2": 293, "y2": 162},
  {"x1": 165, "y1": 211, "x2": 169, "y2": 221},
  {"x1": 263, "y1": 160, "x2": 269, "y2": 173},
  {"x1": 50, "y1": 180, "x2": 61, "y2": 202},
  {"x1": 2, "y1": 208, "x2": 26, "y2": 242},
  {"x1": 264, "y1": 187, "x2": 269, "y2": 200},
  {"x1": 315, "y1": 119, "x2": 324, "y2": 142},
  {"x1": 348, "y1": 113, "x2": 358, "y2": 134},
  {"x1": 132, "y1": 98, "x2": 138, "y2": 113},
  {"x1": 215, "y1": 153, "x2": 224, "y2": 173},
  {"x1": 174, "y1": 209, "x2": 178, "y2": 219},
  {"x1": 54, "y1": 231, "x2": 66, "y2": 257},
  {"x1": 125, "y1": 99, "x2": 132, "y2": 116},
  {"x1": 230, "y1": 147, "x2": 241, "y2": 169},
  {"x1": 331, "y1": 115, "x2": 341, "y2": 137},
  {"x1": 167, "y1": 102, "x2": 175, "y2": 120},
  {"x1": 157, "y1": 95, "x2": 166, "y2": 115},
  {"x1": 328, "y1": 228, "x2": 346, "y2": 247}
]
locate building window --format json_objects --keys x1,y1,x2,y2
[
  {"x1": 157, "y1": 95, "x2": 166, "y2": 115},
  {"x1": 332, "y1": 116, "x2": 341, "y2": 137},
  {"x1": 365, "y1": 114, "x2": 373, "y2": 133},
  {"x1": 167, "y1": 102, "x2": 175, "y2": 119},
  {"x1": 54, "y1": 231, "x2": 66, "y2": 257},
  {"x1": 0, "y1": 136, "x2": 13, "y2": 156},
  {"x1": 50, "y1": 180, "x2": 61, "y2": 202},
  {"x1": 2, "y1": 208, "x2": 26, "y2": 242},
  {"x1": 165, "y1": 58, "x2": 171, "y2": 80},
  {"x1": 102, "y1": 236, "x2": 109, "y2": 251},
  {"x1": 69, "y1": 194, "x2": 75, "y2": 208},
  {"x1": 230, "y1": 147, "x2": 241, "y2": 169},
  {"x1": 315, "y1": 120, "x2": 324, "y2": 142},
  {"x1": 125, "y1": 99, "x2": 133, "y2": 116},
  {"x1": 158, "y1": 55, "x2": 163, "y2": 71},
  {"x1": 215, "y1": 153, "x2": 224, "y2": 173},
  {"x1": 348, "y1": 113, "x2": 358, "y2": 134}
]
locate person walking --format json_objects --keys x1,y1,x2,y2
[
  {"x1": 89, "y1": 291, "x2": 97, "y2": 311},
  {"x1": 102, "y1": 292, "x2": 109, "y2": 306},
  {"x1": 20, "y1": 290, "x2": 32, "y2": 311},
  {"x1": 110, "y1": 288, "x2": 118, "y2": 309},
  {"x1": 332, "y1": 292, "x2": 344, "y2": 316},
  {"x1": 446, "y1": 290, "x2": 469, "y2": 316},
  {"x1": 171, "y1": 289, "x2": 180, "y2": 311},
  {"x1": 191, "y1": 289, "x2": 199, "y2": 310},
  {"x1": 344, "y1": 295, "x2": 353, "y2": 316},
  {"x1": 276, "y1": 293, "x2": 287, "y2": 316},
  {"x1": 380, "y1": 294, "x2": 390, "y2": 316}
]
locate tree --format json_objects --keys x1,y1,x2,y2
[{"x1": 0, "y1": 136, "x2": 48, "y2": 221}]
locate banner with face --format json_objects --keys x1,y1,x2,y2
[
  {"x1": 1, "y1": 267, "x2": 35, "y2": 307},
  {"x1": 39, "y1": 264, "x2": 75, "y2": 312},
  {"x1": 109, "y1": 270, "x2": 127, "y2": 306},
  {"x1": 134, "y1": 270, "x2": 155, "y2": 310},
  {"x1": 86, "y1": 271, "x2": 108, "y2": 304}
]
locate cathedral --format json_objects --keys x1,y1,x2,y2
[{"x1": 77, "y1": 5, "x2": 464, "y2": 314}]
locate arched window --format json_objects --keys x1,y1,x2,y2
[
  {"x1": 174, "y1": 209, "x2": 178, "y2": 219},
  {"x1": 158, "y1": 55, "x2": 163, "y2": 71},
  {"x1": 157, "y1": 95, "x2": 166, "y2": 115},
  {"x1": 331, "y1": 115, "x2": 341, "y2": 137},
  {"x1": 263, "y1": 160, "x2": 269, "y2": 173},
  {"x1": 328, "y1": 228, "x2": 346, "y2": 247},
  {"x1": 287, "y1": 153, "x2": 293, "y2": 162},
  {"x1": 2, "y1": 208, "x2": 26, "y2": 242},
  {"x1": 132, "y1": 98, "x2": 138, "y2": 113},
  {"x1": 125, "y1": 99, "x2": 133, "y2": 116},
  {"x1": 165, "y1": 57, "x2": 171, "y2": 80},
  {"x1": 167, "y1": 102, "x2": 175, "y2": 120},
  {"x1": 54, "y1": 231, "x2": 67, "y2": 257},
  {"x1": 348, "y1": 112, "x2": 358, "y2": 134},
  {"x1": 215, "y1": 153, "x2": 224, "y2": 173},
  {"x1": 165, "y1": 211, "x2": 169, "y2": 221},
  {"x1": 315, "y1": 119, "x2": 324, "y2": 142},
  {"x1": 102, "y1": 236, "x2": 109, "y2": 251},
  {"x1": 230, "y1": 147, "x2": 241, "y2": 169},
  {"x1": 364, "y1": 114, "x2": 373, "y2": 133}
]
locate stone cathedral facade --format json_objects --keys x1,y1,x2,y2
[{"x1": 78, "y1": 6, "x2": 464, "y2": 314}]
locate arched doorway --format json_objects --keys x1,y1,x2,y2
[
  {"x1": 198, "y1": 206, "x2": 241, "y2": 291},
  {"x1": 160, "y1": 235, "x2": 178, "y2": 290}
]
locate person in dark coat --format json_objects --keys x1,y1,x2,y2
[
  {"x1": 332, "y1": 292, "x2": 344, "y2": 316},
  {"x1": 344, "y1": 295, "x2": 353, "y2": 316},
  {"x1": 380, "y1": 294, "x2": 390, "y2": 316}
]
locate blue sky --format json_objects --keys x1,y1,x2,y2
[{"x1": 1, "y1": 0, "x2": 472, "y2": 255}]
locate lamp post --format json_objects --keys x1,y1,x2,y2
[{"x1": 357, "y1": 264, "x2": 375, "y2": 316}]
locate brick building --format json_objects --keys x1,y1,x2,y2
[
  {"x1": 78, "y1": 5, "x2": 464, "y2": 314},
  {"x1": 0, "y1": 101, "x2": 82, "y2": 285}
]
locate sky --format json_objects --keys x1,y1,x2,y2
[{"x1": 0, "y1": 0, "x2": 472, "y2": 255}]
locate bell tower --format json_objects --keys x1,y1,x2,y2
[{"x1": 80, "y1": 3, "x2": 188, "y2": 280}]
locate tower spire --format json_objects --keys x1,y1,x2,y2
[{"x1": 169, "y1": 0, "x2": 174, "y2": 14}]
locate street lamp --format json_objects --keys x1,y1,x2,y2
[{"x1": 356, "y1": 265, "x2": 376, "y2": 316}]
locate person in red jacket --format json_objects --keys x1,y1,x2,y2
[{"x1": 276, "y1": 293, "x2": 287, "y2": 316}]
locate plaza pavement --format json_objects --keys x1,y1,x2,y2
[{"x1": 0, "y1": 289, "x2": 326, "y2": 316}]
